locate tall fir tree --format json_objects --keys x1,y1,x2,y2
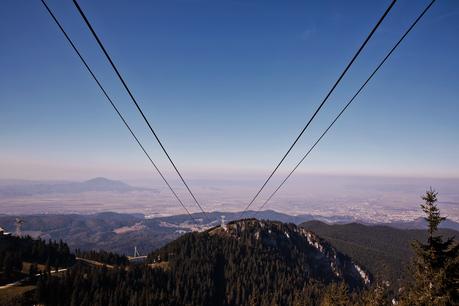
[{"x1": 403, "y1": 188, "x2": 459, "y2": 305}]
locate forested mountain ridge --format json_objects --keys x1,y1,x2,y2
[
  {"x1": 207, "y1": 219, "x2": 371, "y2": 287},
  {"x1": 0, "y1": 234, "x2": 75, "y2": 305},
  {"x1": 301, "y1": 220, "x2": 459, "y2": 288},
  {"x1": 148, "y1": 219, "x2": 371, "y2": 292},
  {"x1": 0, "y1": 235, "x2": 75, "y2": 275}
]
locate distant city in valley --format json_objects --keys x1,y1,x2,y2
[{"x1": 1, "y1": 175, "x2": 458, "y2": 224}]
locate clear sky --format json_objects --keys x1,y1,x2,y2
[{"x1": 1, "y1": 0, "x2": 458, "y2": 181}]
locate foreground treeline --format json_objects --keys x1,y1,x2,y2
[
  {"x1": 34, "y1": 232, "x2": 366, "y2": 305},
  {"x1": 33, "y1": 265, "x2": 385, "y2": 306},
  {"x1": 0, "y1": 235, "x2": 75, "y2": 276},
  {"x1": 75, "y1": 249, "x2": 129, "y2": 266}
]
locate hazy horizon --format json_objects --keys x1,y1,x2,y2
[{"x1": 1, "y1": 174, "x2": 458, "y2": 224}]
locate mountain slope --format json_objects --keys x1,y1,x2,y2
[
  {"x1": 301, "y1": 220, "x2": 459, "y2": 287},
  {"x1": 144, "y1": 219, "x2": 370, "y2": 305},
  {"x1": 0, "y1": 212, "x2": 180, "y2": 255}
]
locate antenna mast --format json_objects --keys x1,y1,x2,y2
[
  {"x1": 134, "y1": 246, "x2": 140, "y2": 257},
  {"x1": 15, "y1": 218, "x2": 24, "y2": 236}
]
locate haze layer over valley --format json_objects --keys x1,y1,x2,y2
[{"x1": 1, "y1": 174, "x2": 458, "y2": 224}]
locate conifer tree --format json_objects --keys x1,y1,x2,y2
[
  {"x1": 320, "y1": 282, "x2": 350, "y2": 306},
  {"x1": 403, "y1": 188, "x2": 459, "y2": 305},
  {"x1": 360, "y1": 282, "x2": 390, "y2": 306}
]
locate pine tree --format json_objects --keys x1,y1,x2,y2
[
  {"x1": 320, "y1": 282, "x2": 350, "y2": 306},
  {"x1": 403, "y1": 188, "x2": 459, "y2": 305},
  {"x1": 360, "y1": 282, "x2": 390, "y2": 306}
]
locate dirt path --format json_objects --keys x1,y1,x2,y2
[
  {"x1": 75, "y1": 257, "x2": 115, "y2": 269},
  {"x1": 0, "y1": 268, "x2": 67, "y2": 290}
]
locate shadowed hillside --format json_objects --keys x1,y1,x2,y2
[{"x1": 301, "y1": 220, "x2": 459, "y2": 288}]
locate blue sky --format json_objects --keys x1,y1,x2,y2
[{"x1": 1, "y1": 0, "x2": 458, "y2": 181}]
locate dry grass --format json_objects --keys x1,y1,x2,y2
[
  {"x1": 0, "y1": 285, "x2": 36, "y2": 305},
  {"x1": 148, "y1": 261, "x2": 170, "y2": 271},
  {"x1": 77, "y1": 257, "x2": 115, "y2": 269}
]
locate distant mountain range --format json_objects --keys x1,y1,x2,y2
[
  {"x1": 0, "y1": 177, "x2": 156, "y2": 197},
  {"x1": 1, "y1": 210, "x2": 458, "y2": 257}
]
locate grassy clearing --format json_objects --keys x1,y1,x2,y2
[{"x1": 148, "y1": 261, "x2": 170, "y2": 271}]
